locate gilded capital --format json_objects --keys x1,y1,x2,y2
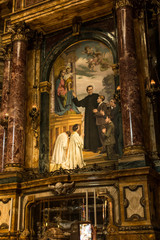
[
  {"x1": 116, "y1": 0, "x2": 133, "y2": 9},
  {"x1": 39, "y1": 81, "x2": 51, "y2": 93},
  {"x1": 7, "y1": 22, "x2": 30, "y2": 42}
]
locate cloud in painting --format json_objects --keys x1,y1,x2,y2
[
  {"x1": 76, "y1": 57, "x2": 96, "y2": 78},
  {"x1": 75, "y1": 56, "x2": 114, "y2": 98}
]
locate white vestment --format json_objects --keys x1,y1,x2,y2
[
  {"x1": 63, "y1": 132, "x2": 85, "y2": 169},
  {"x1": 51, "y1": 132, "x2": 68, "y2": 165}
]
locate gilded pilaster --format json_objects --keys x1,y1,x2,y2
[{"x1": 25, "y1": 36, "x2": 41, "y2": 170}]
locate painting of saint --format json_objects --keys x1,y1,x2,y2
[{"x1": 49, "y1": 40, "x2": 120, "y2": 170}]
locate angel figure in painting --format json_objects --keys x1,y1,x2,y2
[
  {"x1": 51, "y1": 131, "x2": 71, "y2": 171},
  {"x1": 63, "y1": 124, "x2": 85, "y2": 169},
  {"x1": 84, "y1": 46, "x2": 110, "y2": 71}
]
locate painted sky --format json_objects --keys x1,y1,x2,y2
[{"x1": 65, "y1": 40, "x2": 115, "y2": 101}]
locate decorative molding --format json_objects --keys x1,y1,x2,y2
[
  {"x1": 119, "y1": 225, "x2": 154, "y2": 231},
  {"x1": 4, "y1": 163, "x2": 24, "y2": 172},
  {"x1": 48, "y1": 182, "x2": 75, "y2": 195},
  {"x1": 128, "y1": 185, "x2": 139, "y2": 191},
  {"x1": 5, "y1": 163, "x2": 23, "y2": 168},
  {"x1": 20, "y1": 163, "x2": 116, "y2": 181},
  {"x1": 20, "y1": 229, "x2": 30, "y2": 238},
  {"x1": 72, "y1": 16, "x2": 82, "y2": 36},
  {"x1": 29, "y1": 105, "x2": 39, "y2": 132},
  {"x1": 39, "y1": 81, "x2": 51, "y2": 93},
  {"x1": 22, "y1": 195, "x2": 35, "y2": 237},
  {"x1": 0, "y1": 198, "x2": 10, "y2": 204},
  {"x1": 116, "y1": 0, "x2": 133, "y2": 9},
  {"x1": 97, "y1": 186, "x2": 120, "y2": 226},
  {"x1": 123, "y1": 145, "x2": 145, "y2": 155},
  {"x1": 0, "y1": 46, "x2": 6, "y2": 59},
  {"x1": 107, "y1": 223, "x2": 118, "y2": 234},
  {"x1": 4, "y1": 45, "x2": 12, "y2": 61},
  {"x1": 0, "y1": 223, "x2": 9, "y2": 230},
  {"x1": 111, "y1": 63, "x2": 119, "y2": 76}
]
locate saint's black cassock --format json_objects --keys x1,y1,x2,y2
[{"x1": 73, "y1": 93, "x2": 101, "y2": 152}]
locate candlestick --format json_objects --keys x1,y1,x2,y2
[
  {"x1": 17, "y1": 196, "x2": 21, "y2": 231},
  {"x1": 94, "y1": 190, "x2": 97, "y2": 227},
  {"x1": 86, "y1": 190, "x2": 88, "y2": 221}
]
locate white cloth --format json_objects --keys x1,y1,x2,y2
[
  {"x1": 51, "y1": 132, "x2": 68, "y2": 165},
  {"x1": 63, "y1": 132, "x2": 85, "y2": 169}
]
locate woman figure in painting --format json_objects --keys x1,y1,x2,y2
[
  {"x1": 63, "y1": 124, "x2": 85, "y2": 169},
  {"x1": 55, "y1": 69, "x2": 67, "y2": 110},
  {"x1": 55, "y1": 68, "x2": 80, "y2": 115}
]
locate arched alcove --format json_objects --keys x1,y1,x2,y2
[{"x1": 39, "y1": 30, "x2": 119, "y2": 173}]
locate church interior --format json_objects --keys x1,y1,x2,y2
[{"x1": 0, "y1": 0, "x2": 160, "y2": 239}]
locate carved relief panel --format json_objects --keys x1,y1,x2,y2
[{"x1": 123, "y1": 185, "x2": 146, "y2": 221}]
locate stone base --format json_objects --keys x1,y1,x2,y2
[
  {"x1": 4, "y1": 163, "x2": 24, "y2": 172},
  {"x1": 107, "y1": 230, "x2": 160, "y2": 240},
  {"x1": 118, "y1": 152, "x2": 150, "y2": 169}
]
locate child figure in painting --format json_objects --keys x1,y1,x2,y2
[
  {"x1": 51, "y1": 131, "x2": 71, "y2": 171},
  {"x1": 63, "y1": 124, "x2": 85, "y2": 169},
  {"x1": 64, "y1": 65, "x2": 73, "y2": 91},
  {"x1": 102, "y1": 116, "x2": 117, "y2": 160}
]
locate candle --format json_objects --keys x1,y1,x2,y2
[
  {"x1": 116, "y1": 85, "x2": 120, "y2": 91},
  {"x1": 94, "y1": 190, "x2": 97, "y2": 227},
  {"x1": 86, "y1": 190, "x2": 88, "y2": 221},
  {"x1": 17, "y1": 196, "x2": 21, "y2": 231},
  {"x1": 82, "y1": 198, "x2": 85, "y2": 220},
  {"x1": 129, "y1": 110, "x2": 133, "y2": 145},
  {"x1": 105, "y1": 200, "x2": 107, "y2": 220},
  {"x1": 9, "y1": 198, "x2": 13, "y2": 232},
  {"x1": 150, "y1": 79, "x2": 155, "y2": 88},
  {"x1": 2, "y1": 129, "x2": 6, "y2": 171},
  {"x1": 102, "y1": 202, "x2": 104, "y2": 221}
]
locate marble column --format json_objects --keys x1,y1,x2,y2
[
  {"x1": 5, "y1": 26, "x2": 28, "y2": 171},
  {"x1": 0, "y1": 46, "x2": 11, "y2": 171},
  {"x1": 116, "y1": 0, "x2": 144, "y2": 155}
]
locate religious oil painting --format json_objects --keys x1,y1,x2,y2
[{"x1": 49, "y1": 40, "x2": 122, "y2": 171}]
